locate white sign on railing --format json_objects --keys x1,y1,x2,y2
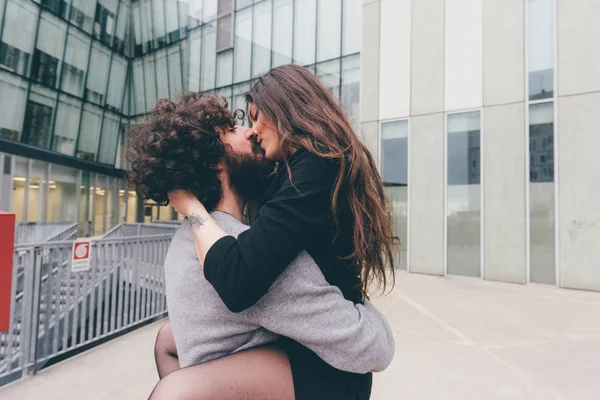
[{"x1": 71, "y1": 240, "x2": 92, "y2": 272}]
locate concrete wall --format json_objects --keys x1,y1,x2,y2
[
  {"x1": 411, "y1": 0, "x2": 445, "y2": 115},
  {"x1": 483, "y1": 103, "x2": 527, "y2": 283},
  {"x1": 379, "y1": 0, "x2": 411, "y2": 119},
  {"x1": 558, "y1": 92, "x2": 600, "y2": 291},
  {"x1": 361, "y1": 0, "x2": 380, "y2": 125},
  {"x1": 558, "y1": 0, "x2": 600, "y2": 96},
  {"x1": 361, "y1": 0, "x2": 380, "y2": 159},
  {"x1": 483, "y1": 0, "x2": 524, "y2": 106},
  {"x1": 365, "y1": 0, "x2": 600, "y2": 292},
  {"x1": 445, "y1": 0, "x2": 482, "y2": 111},
  {"x1": 408, "y1": 113, "x2": 445, "y2": 275}
]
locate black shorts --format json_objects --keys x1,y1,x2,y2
[{"x1": 281, "y1": 339, "x2": 372, "y2": 400}]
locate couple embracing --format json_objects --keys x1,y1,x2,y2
[{"x1": 127, "y1": 64, "x2": 399, "y2": 400}]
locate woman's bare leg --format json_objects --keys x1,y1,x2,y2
[
  {"x1": 154, "y1": 321, "x2": 180, "y2": 379},
  {"x1": 148, "y1": 346, "x2": 294, "y2": 400}
]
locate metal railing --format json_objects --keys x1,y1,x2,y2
[
  {"x1": 14, "y1": 223, "x2": 79, "y2": 244},
  {"x1": 0, "y1": 233, "x2": 173, "y2": 386},
  {"x1": 102, "y1": 222, "x2": 179, "y2": 239}
]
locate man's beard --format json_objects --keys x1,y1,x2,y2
[{"x1": 225, "y1": 150, "x2": 274, "y2": 202}]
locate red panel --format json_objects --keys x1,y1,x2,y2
[{"x1": 0, "y1": 212, "x2": 15, "y2": 332}]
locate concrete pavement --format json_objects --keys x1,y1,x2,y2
[{"x1": 1, "y1": 271, "x2": 599, "y2": 399}]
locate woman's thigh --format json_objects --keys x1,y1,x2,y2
[
  {"x1": 149, "y1": 346, "x2": 294, "y2": 400},
  {"x1": 154, "y1": 320, "x2": 179, "y2": 379}
]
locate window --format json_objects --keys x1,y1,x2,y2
[
  {"x1": 107, "y1": 56, "x2": 128, "y2": 111},
  {"x1": 52, "y1": 96, "x2": 81, "y2": 156},
  {"x1": 342, "y1": 0, "x2": 361, "y2": 56},
  {"x1": 77, "y1": 104, "x2": 103, "y2": 160},
  {"x1": 382, "y1": 121, "x2": 409, "y2": 186},
  {"x1": 233, "y1": 82, "x2": 251, "y2": 123},
  {"x1": 151, "y1": 0, "x2": 167, "y2": 48},
  {"x1": 42, "y1": 0, "x2": 68, "y2": 19},
  {"x1": 446, "y1": 111, "x2": 481, "y2": 278},
  {"x1": 216, "y1": 86, "x2": 232, "y2": 113},
  {"x1": 2, "y1": 0, "x2": 37, "y2": 78},
  {"x1": 201, "y1": 22, "x2": 217, "y2": 90},
  {"x1": 94, "y1": 3, "x2": 116, "y2": 46},
  {"x1": 34, "y1": 12, "x2": 66, "y2": 89},
  {"x1": 114, "y1": 2, "x2": 129, "y2": 54},
  {"x1": 216, "y1": 49, "x2": 233, "y2": 87},
  {"x1": 216, "y1": 0, "x2": 234, "y2": 52},
  {"x1": 529, "y1": 102, "x2": 555, "y2": 284},
  {"x1": 233, "y1": 8, "x2": 251, "y2": 83},
  {"x1": 70, "y1": 0, "x2": 96, "y2": 33},
  {"x1": 252, "y1": 0, "x2": 272, "y2": 78},
  {"x1": 156, "y1": 49, "x2": 170, "y2": 99},
  {"x1": 272, "y1": 0, "x2": 293, "y2": 68},
  {"x1": 140, "y1": 1, "x2": 154, "y2": 53},
  {"x1": 132, "y1": 59, "x2": 146, "y2": 114},
  {"x1": 381, "y1": 120, "x2": 409, "y2": 269},
  {"x1": 31, "y1": 49, "x2": 59, "y2": 88},
  {"x1": 48, "y1": 164, "x2": 79, "y2": 223},
  {"x1": 187, "y1": 0, "x2": 203, "y2": 28},
  {"x1": 188, "y1": 28, "x2": 202, "y2": 91},
  {"x1": 317, "y1": 0, "x2": 341, "y2": 62},
  {"x1": 168, "y1": 47, "x2": 183, "y2": 97},
  {"x1": 293, "y1": 0, "x2": 317, "y2": 66},
  {"x1": 0, "y1": 42, "x2": 31, "y2": 75},
  {"x1": 316, "y1": 60, "x2": 341, "y2": 99},
  {"x1": 144, "y1": 53, "x2": 158, "y2": 109},
  {"x1": 98, "y1": 112, "x2": 120, "y2": 164},
  {"x1": 61, "y1": 63, "x2": 85, "y2": 96},
  {"x1": 11, "y1": 157, "x2": 28, "y2": 222},
  {"x1": 528, "y1": 0, "x2": 554, "y2": 100},
  {"x1": 132, "y1": 1, "x2": 144, "y2": 56},
  {"x1": 22, "y1": 101, "x2": 53, "y2": 149},
  {"x1": 86, "y1": 44, "x2": 111, "y2": 105},
  {"x1": 0, "y1": 71, "x2": 28, "y2": 141},
  {"x1": 236, "y1": 0, "x2": 253, "y2": 10},
  {"x1": 341, "y1": 54, "x2": 360, "y2": 130},
  {"x1": 203, "y1": 0, "x2": 217, "y2": 23},
  {"x1": 115, "y1": 122, "x2": 129, "y2": 169},
  {"x1": 165, "y1": 0, "x2": 181, "y2": 43}
]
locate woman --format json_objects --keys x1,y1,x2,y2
[{"x1": 168, "y1": 64, "x2": 398, "y2": 399}]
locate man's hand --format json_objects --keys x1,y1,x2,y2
[{"x1": 167, "y1": 190, "x2": 206, "y2": 217}]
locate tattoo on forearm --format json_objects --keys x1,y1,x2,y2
[{"x1": 189, "y1": 213, "x2": 208, "y2": 230}]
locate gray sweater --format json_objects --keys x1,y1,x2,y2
[{"x1": 164, "y1": 211, "x2": 395, "y2": 374}]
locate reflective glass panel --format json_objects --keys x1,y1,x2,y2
[
  {"x1": 447, "y1": 111, "x2": 481, "y2": 277},
  {"x1": 233, "y1": 7, "x2": 252, "y2": 83},
  {"x1": 272, "y1": 0, "x2": 292, "y2": 68},
  {"x1": 528, "y1": 0, "x2": 554, "y2": 100},
  {"x1": 529, "y1": 102, "x2": 556, "y2": 284},
  {"x1": 317, "y1": 0, "x2": 341, "y2": 62},
  {"x1": 293, "y1": 0, "x2": 316, "y2": 66},
  {"x1": 382, "y1": 120, "x2": 409, "y2": 270},
  {"x1": 252, "y1": 0, "x2": 271, "y2": 78}
]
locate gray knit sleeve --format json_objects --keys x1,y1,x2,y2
[{"x1": 249, "y1": 252, "x2": 395, "y2": 374}]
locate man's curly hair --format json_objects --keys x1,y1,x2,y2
[{"x1": 126, "y1": 92, "x2": 236, "y2": 211}]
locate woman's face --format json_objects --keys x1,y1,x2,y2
[{"x1": 247, "y1": 103, "x2": 282, "y2": 161}]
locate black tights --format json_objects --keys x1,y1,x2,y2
[
  {"x1": 151, "y1": 320, "x2": 295, "y2": 400},
  {"x1": 154, "y1": 321, "x2": 180, "y2": 379}
]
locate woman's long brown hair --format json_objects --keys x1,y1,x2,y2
[{"x1": 246, "y1": 64, "x2": 398, "y2": 296}]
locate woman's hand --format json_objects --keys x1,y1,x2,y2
[{"x1": 167, "y1": 190, "x2": 206, "y2": 217}]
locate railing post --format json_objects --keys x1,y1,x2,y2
[
  {"x1": 28, "y1": 247, "x2": 42, "y2": 376},
  {"x1": 19, "y1": 246, "x2": 42, "y2": 378}
]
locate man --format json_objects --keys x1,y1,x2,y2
[{"x1": 126, "y1": 93, "x2": 394, "y2": 399}]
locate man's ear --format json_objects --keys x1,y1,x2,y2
[{"x1": 210, "y1": 161, "x2": 224, "y2": 171}]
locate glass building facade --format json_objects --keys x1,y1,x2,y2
[
  {"x1": 0, "y1": 0, "x2": 361, "y2": 235},
  {"x1": 365, "y1": 0, "x2": 600, "y2": 293}
]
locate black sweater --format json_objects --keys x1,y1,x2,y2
[{"x1": 204, "y1": 148, "x2": 363, "y2": 312}]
